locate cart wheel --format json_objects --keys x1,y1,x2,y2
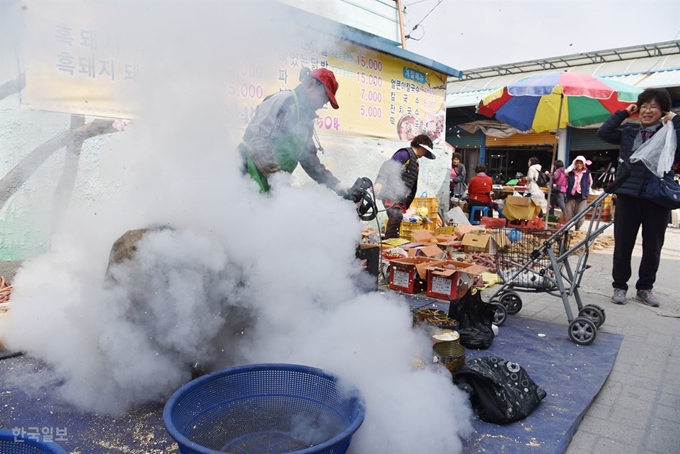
[
  {"x1": 492, "y1": 303, "x2": 507, "y2": 326},
  {"x1": 579, "y1": 305, "x2": 605, "y2": 328},
  {"x1": 568, "y1": 317, "x2": 597, "y2": 345},
  {"x1": 500, "y1": 292, "x2": 523, "y2": 315},
  {"x1": 582, "y1": 304, "x2": 606, "y2": 325}
]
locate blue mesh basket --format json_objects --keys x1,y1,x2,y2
[
  {"x1": 163, "y1": 363, "x2": 365, "y2": 454},
  {"x1": 0, "y1": 430, "x2": 68, "y2": 454}
]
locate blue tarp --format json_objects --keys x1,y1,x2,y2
[
  {"x1": 0, "y1": 295, "x2": 622, "y2": 453},
  {"x1": 406, "y1": 295, "x2": 623, "y2": 454}
]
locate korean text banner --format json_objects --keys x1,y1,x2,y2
[
  {"x1": 225, "y1": 41, "x2": 448, "y2": 142},
  {"x1": 22, "y1": 1, "x2": 447, "y2": 142},
  {"x1": 23, "y1": 1, "x2": 142, "y2": 118}
]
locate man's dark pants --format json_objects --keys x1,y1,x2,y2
[
  {"x1": 384, "y1": 205, "x2": 404, "y2": 239},
  {"x1": 612, "y1": 194, "x2": 670, "y2": 291}
]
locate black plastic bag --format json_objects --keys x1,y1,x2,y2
[
  {"x1": 448, "y1": 288, "x2": 495, "y2": 349},
  {"x1": 453, "y1": 356, "x2": 547, "y2": 424}
]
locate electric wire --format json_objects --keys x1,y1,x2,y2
[{"x1": 405, "y1": 0, "x2": 443, "y2": 41}]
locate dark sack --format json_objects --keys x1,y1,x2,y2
[
  {"x1": 645, "y1": 173, "x2": 680, "y2": 210},
  {"x1": 448, "y1": 288, "x2": 495, "y2": 349},
  {"x1": 536, "y1": 171, "x2": 549, "y2": 187},
  {"x1": 453, "y1": 356, "x2": 547, "y2": 424}
]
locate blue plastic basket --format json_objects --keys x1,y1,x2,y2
[
  {"x1": 163, "y1": 363, "x2": 365, "y2": 454},
  {"x1": 0, "y1": 430, "x2": 68, "y2": 454}
]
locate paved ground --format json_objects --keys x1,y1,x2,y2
[{"x1": 496, "y1": 225, "x2": 680, "y2": 454}]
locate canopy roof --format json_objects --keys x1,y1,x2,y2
[{"x1": 447, "y1": 41, "x2": 680, "y2": 109}]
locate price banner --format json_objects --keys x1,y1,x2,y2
[
  {"x1": 23, "y1": 1, "x2": 142, "y2": 118},
  {"x1": 223, "y1": 39, "x2": 448, "y2": 142},
  {"x1": 23, "y1": 1, "x2": 447, "y2": 142}
]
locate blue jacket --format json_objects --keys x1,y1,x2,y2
[
  {"x1": 566, "y1": 170, "x2": 591, "y2": 200},
  {"x1": 597, "y1": 110, "x2": 680, "y2": 197}
]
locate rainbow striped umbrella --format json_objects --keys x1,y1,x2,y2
[{"x1": 477, "y1": 72, "x2": 642, "y2": 133}]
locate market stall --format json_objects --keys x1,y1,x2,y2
[{"x1": 372, "y1": 163, "x2": 627, "y2": 346}]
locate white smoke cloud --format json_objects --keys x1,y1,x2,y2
[{"x1": 3, "y1": 1, "x2": 474, "y2": 452}]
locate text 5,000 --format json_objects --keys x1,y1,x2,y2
[
  {"x1": 360, "y1": 105, "x2": 382, "y2": 118},
  {"x1": 227, "y1": 83, "x2": 264, "y2": 100}
]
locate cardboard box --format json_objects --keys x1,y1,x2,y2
[
  {"x1": 398, "y1": 243, "x2": 445, "y2": 259},
  {"x1": 461, "y1": 231, "x2": 510, "y2": 254},
  {"x1": 461, "y1": 233, "x2": 498, "y2": 253},
  {"x1": 418, "y1": 244, "x2": 445, "y2": 258},
  {"x1": 388, "y1": 257, "x2": 444, "y2": 294},
  {"x1": 434, "y1": 226, "x2": 455, "y2": 236},
  {"x1": 434, "y1": 234, "x2": 457, "y2": 243},
  {"x1": 453, "y1": 224, "x2": 484, "y2": 240},
  {"x1": 506, "y1": 195, "x2": 532, "y2": 207},
  {"x1": 433, "y1": 237, "x2": 462, "y2": 258},
  {"x1": 400, "y1": 247, "x2": 420, "y2": 258},
  {"x1": 410, "y1": 230, "x2": 434, "y2": 243},
  {"x1": 488, "y1": 231, "x2": 511, "y2": 250},
  {"x1": 445, "y1": 261, "x2": 488, "y2": 277},
  {"x1": 425, "y1": 265, "x2": 460, "y2": 300},
  {"x1": 424, "y1": 260, "x2": 487, "y2": 300}
]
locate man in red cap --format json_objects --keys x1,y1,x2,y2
[{"x1": 239, "y1": 68, "x2": 350, "y2": 197}]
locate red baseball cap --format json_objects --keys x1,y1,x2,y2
[{"x1": 309, "y1": 68, "x2": 339, "y2": 109}]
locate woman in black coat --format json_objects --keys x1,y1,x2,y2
[{"x1": 597, "y1": 88, "x2": 680, "y2": 307}]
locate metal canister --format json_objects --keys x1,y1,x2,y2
[{"x1": 433, "y1": 341, "x2": 466, "y2": 374}]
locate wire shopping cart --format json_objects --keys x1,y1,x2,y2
[{"x1": 487, "y1": 159, "x2": 630, "y2": 345}]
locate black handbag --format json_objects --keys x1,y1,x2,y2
[
  {"x1": 453, "y1": 356, "x2": 547, "y2": 424},
  {"x1": 645, "y1": 173, "x2": 680, "y2": 210}
]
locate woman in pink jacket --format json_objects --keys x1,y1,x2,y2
[
  {"x1": 564, "y1": 156, "x2": 593, "y2": 230},
  {"x1": 550, "y1": 160, "x2": 567, "y2": 216}
]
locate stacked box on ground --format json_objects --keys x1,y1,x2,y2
[{"x1": 388, "y1": 257, "x2": 443, "y2": 294}]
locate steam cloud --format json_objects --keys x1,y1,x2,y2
[{"x1": 3, "y1": 1, "x2": 474, "y2": 452}]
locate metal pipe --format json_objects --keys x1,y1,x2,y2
[{"x1": 395, "y1": 0, "x2": 407, "y2": 49}]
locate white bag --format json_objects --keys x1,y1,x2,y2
[
  {"x1": 630, "y1": 121, "x2": 677, "y2": 178},
  {"x1": 446, "y1": 206, "x2": 470, "y2": 225}
]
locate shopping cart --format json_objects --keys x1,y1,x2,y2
[{"x1": 487, "y1": 159, "x2": 630, "y2": 345}]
